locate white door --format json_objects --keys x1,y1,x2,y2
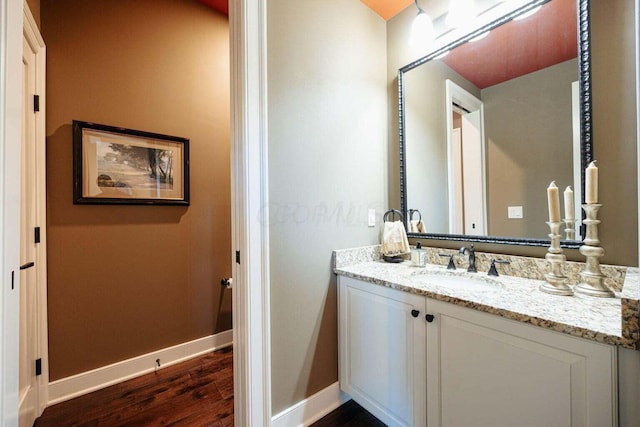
[
  {"x1": 451, "y1": 128, "x2": 464, "y2": 233},
  {"x1": 19, "y1": 8, "x2": 47, "y2": 425},
  {"x1": 19, "y1": 33, "x2": 39, "y2": 427},
  {"x1": 460, "y1": 111, "x2": 485, "y2": 235}
]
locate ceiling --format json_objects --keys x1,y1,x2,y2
[
  {"x1": 198, "y1": 0, "x2": 409, "y2": 19},
  {"x1": 440, "y1": 0, "x2": 577, "y2": 89},
  {"x1": 361, "y1": 0, "x2": 413, "y2": 20},
  {"x1": 198, "y1": 0, "x2": 228, "y2": 15},
  {"x1": 200, "y1": 0, "x2": 577, "y2": 90}
]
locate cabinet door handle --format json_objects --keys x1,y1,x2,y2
[
  {"x1": 425, "y1": 314, "x2": 435, "y2": 323},
  {"x1": 411, "y1": 309, "x2": 420, "y2": 318}
]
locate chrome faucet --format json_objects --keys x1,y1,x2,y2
[{"x1": 459, "y1": 244, "x2": 477, "y2": 273}]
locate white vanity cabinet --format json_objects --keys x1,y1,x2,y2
[
  {"x1": 338, "y1": 275, "x2": 427, "y2": 426},
  {"x1": 425, "y1": 299, "x2": 617, "y2": 427},
  {"x1": 338, "y1": 276, "x2": 618, "y2": 427}
]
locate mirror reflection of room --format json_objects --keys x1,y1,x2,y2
[{"x1": 404, "y1": 0, "x2": 582, "y2": 241}]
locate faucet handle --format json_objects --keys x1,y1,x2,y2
[
  {"x1": 439, "y1": 253, "x2": 456, "y2": 270},
  {"x1": 488, "y1": 258, "x2": 510, "y2": 276},
  {"x1": 459, "y1": 243, "x2": 475, "y2": 254}
]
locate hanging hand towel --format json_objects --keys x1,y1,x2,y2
[
  {"x1": 408, "y1": 209, "x2": 424, "y2": 234},
  {"x1": 410, "y1": 219, "x2": 426, "y2": 233},
  {"x1": 381, "y1": 220, "x2": 410, "y2": 257}
]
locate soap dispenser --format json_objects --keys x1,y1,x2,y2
[{"x1": 411, "y1": 242, "x2": 427, "y2": 267}]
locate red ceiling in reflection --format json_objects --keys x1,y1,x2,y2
[
  {"x1": 198, "y1": 0, "x2": 228, "y2": 16},
  {"x1": 440, "y1": 0, "x2": 577, "y2": 89}
]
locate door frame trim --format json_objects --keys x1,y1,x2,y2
[
  {"x1": 230, "y1": 0, "x2": 272, "y2": 425},
  {"x1": 1, "y1": 0, "x2": 23, "y2": 423},
  {"x1": 4, "y1": 1, "x2": 275, "y2": 425},
  {"x1": 445, "y1": 79, "x2": 487, "y2": 235}
]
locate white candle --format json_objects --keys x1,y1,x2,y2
[
  {"x1": 547, "y1": 181, "x2": 561, "y2": 222},
  {"x1": 585, "y1": 161, "x2": 598, "y2": 204},
  {"x1": 564, "y1": 186, "x2": 575, "y2": 221}
]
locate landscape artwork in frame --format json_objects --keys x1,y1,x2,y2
[{"x1": 73, "y1": 120, "x2": 190, "y2": 205}]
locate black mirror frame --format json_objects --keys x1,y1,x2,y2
[{"x1": 398, "y1": 0, "x2": 591, "y2": 248}]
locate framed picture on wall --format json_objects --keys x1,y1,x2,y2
[{"x1": 73, "y1": 120, "x2": 190, "y2": 205}]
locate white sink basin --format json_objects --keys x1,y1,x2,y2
[{"x1": 411, "y1": 270, "x2": 503, "y2": 291}]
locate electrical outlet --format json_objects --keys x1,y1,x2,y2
[
  {"x1": 508, "y1": 206, "x2": 523, "y2": 219},
  {"x1": 368, "y1": 209, "x2": 376, "y2": 227}
]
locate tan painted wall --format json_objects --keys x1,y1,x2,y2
[
  {"x1": 26, "y1": 0, "x2": 40, "y2": 27},
  {"x1": 591, "y1": 0, "x2": 638, "y2": 266},
  {"x1": 388, "y1": 0, "x2": 638, "y2": 265},
  {"x1": 484, "y1": 59, "x2": 577, "y2": 239},
  {"x1": 41, "y1": 0, "x2": 231, "y2": 380},
  {"x1": 267, "y1": 0, "x2": 388, "y2": 414}
]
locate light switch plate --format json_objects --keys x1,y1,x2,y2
[
  {"x1": 368, "y1": 209, "x2": 376, "y2": 227},
  {"x1": 508, "y1": 206, "x2": 523, "y2": 219}
]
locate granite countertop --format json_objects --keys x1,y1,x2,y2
[{"x1": 333, "y1": 246, "x2": 640, "y2": 349}]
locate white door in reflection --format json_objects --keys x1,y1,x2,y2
[{"x1": 446, "y1": 80, "x2": 487, "y2": 235}]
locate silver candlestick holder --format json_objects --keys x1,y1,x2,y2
[
  {"x1": 574, "y1": 204, "x2": 614, "y2": 297},
  {"x1": 563, "y1": 218, "x2": 575, "y2": 240},
  {"x1": 540, "y1": 221, "x2": 573, "y2": 296}
]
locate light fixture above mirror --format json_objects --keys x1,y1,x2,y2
[
  {"x1": 446, "y1": 0, "x2": 479, "y2": 28},
  {"x1": 408, "y1": 0, "x2": 554, "y2": 54},
  {"x1": 410, "y1": 0, "x2": 435, "y2": 48}
]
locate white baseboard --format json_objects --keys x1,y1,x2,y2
[
  {"x1": 47, "y1": 330, "x2": 233, "y2": 406},
  {"x1": 271, "y1": 382, "x2": 350, "y2": 427}
]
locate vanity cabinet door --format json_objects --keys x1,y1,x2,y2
[
  {"x1": 338, "y1": 276, "x2": 427, "y2": 427},
  {"x1": 425, "y1": 299, "x2": 617, "y2": 427}
]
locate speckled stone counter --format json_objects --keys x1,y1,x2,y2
[{"x1": 333, "y1": 245, "x2": 640, "y2": 349}]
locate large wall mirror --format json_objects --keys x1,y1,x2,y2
[{"x1": 399, "y1": 0, "x2": 591, "y2": 248}]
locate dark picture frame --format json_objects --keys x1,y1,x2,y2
[{"x1": 73, "y1": 120, "x2": 190, "y2": 205}]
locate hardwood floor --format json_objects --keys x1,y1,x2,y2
[
  {"x1": 35, "y1": 346, "x2": 382, "y2": 426},
  {"x1": 310, "y1": 399, "x2": 386, "y2": 427},
  {"x1": 35, "y1": 347, "x2": 234, "y2": 426}
]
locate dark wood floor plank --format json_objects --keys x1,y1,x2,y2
[
  {"x1": 36, "y1": 344, "x2": 380, "y2": 427},
  {"x1": 310, "y1": 399, "x2": 387, "y2": 427},
  {"x1": 35, "y1": 347, "x2": 234, "y2": 427},
  {"x1": 94, "y1": 375, "x2": 205, "y2": 426}
]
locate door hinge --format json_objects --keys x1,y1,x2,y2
[
  {"x1": 33, "y1": 94, "x2": 40, "y2": 112},
  {"x1": 235, "y1": 251, "x2": 240, "y2": 264},
  {"x1": 11, "y1": 271, "x2": 15, "y2": 290},
  {"x1": 34, "y1": 226, "x2": 41, "y2": 244},
  {"x1": 35, "y1": 358, "x2": 42, "y2": 376}
]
